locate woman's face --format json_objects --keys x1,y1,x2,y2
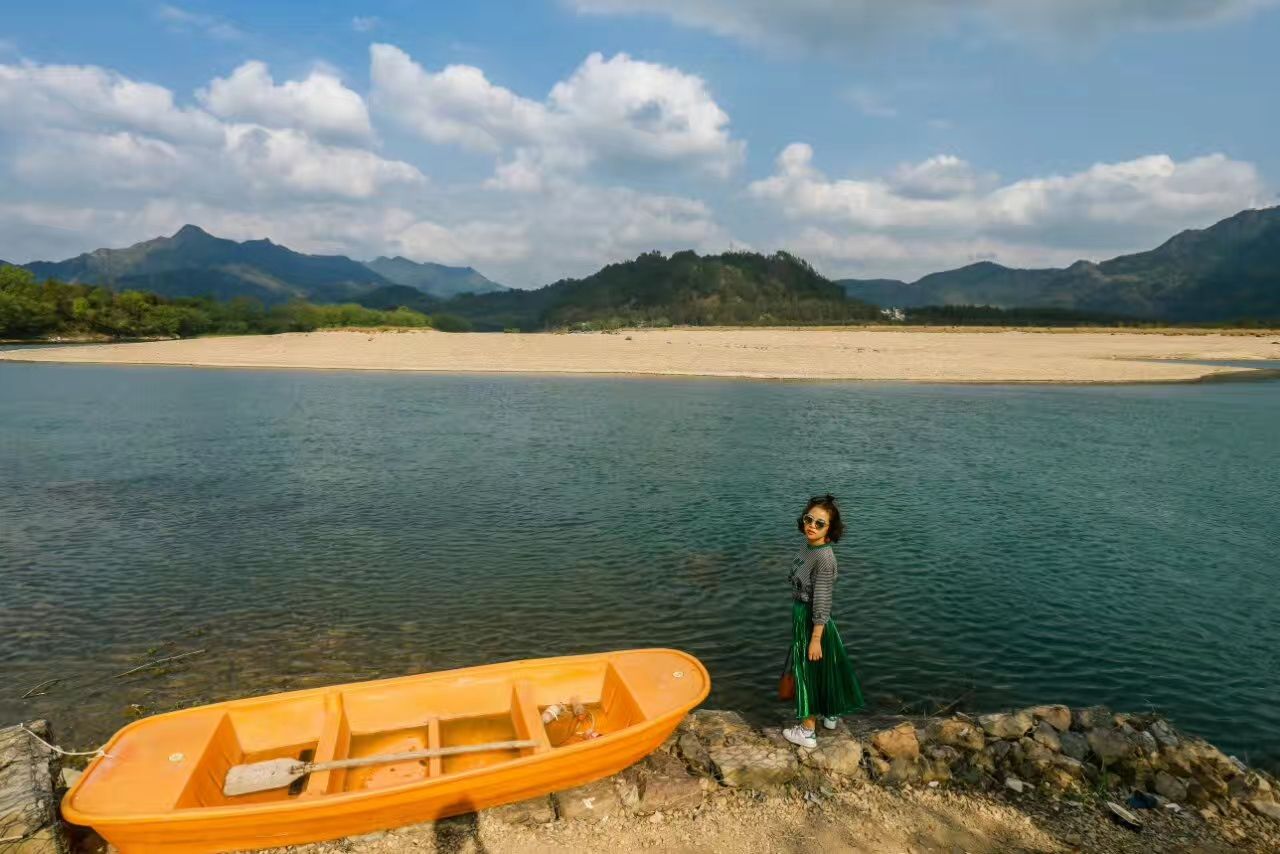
[{"x1": 802, "y1": 505, "x2": 831, "y2": 544}]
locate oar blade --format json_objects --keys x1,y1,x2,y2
[{"x1": 223, "y1": 757, "x2": 306, "y2": 797}]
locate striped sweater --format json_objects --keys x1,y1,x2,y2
[{"x1": 789, "y1": 543, "x2": 837, "y2": 625}]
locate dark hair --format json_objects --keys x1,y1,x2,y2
[{"x1": 797, "y1": 493, "x2": 843, "y2": 543}]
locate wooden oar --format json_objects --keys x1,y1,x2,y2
[{"x1": 224, "y1": 739, "x2": 539, "y2": 797}]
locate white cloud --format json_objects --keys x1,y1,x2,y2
[
  {"x1": 351, "y1": 16, "x2": 381, "y2": 33},
  {"x1": 157, "y1": 4, "x2": 245, "y2": 41},
  {"x1": 1, "y1": 59, "x2": 423, "y2": 204},
  {"x1": 369, "y1": 44, "x2": 743, "y2": 187},
  {"x1": 751, "y1": 143, "x2": 1268, "y2": 280},
  {"x1": 566, "y1": 0, "x2": 1279, "y2": 50},
  {"x1": 0, "y1": 60, "x2": 222, "y2": 143},
  {"x1": 199, "y1": 61, "x2": 373, "y2": 142}
]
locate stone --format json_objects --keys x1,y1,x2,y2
[
  {"x1": 1149, "y1": 719, "x2": 1179, "y2": 751},
  {"x1": 676, "y1": 732, "x2": 713, "y2": 778},
  {"x1": 868, "y1": 754, "x2": 891, "y2": 779},
  {"x1": 686, "y1": 710, "x2": 752, "y2": 747},
  {"x1": 1032, "y1": 722, "x2": 1062, "y2": 753},
  {"x1": 1005, "y1": 777, "x2": 1026, "y2": 794},
  {"x1": 0, "y1": 721, "x2": 68, "y2": 854},
  {"x1": 1134, "y1": 731, "x2": 1159, "y2": 763},
  {"x1": 1072, "y1": 706, "x2": 1113, "y2": 731},
  {"x1": 1027, "y1": 705, "x2": 1072, "y2": 733},
  {"x1": 552, "y1": 778, "x2": 620, "y2": 820},
  {"x1": 1087, "y1": 728, "x2": 1133, "y2": 766},
  {"x1": 979, "y1": 711, "x2": 1034, "y2": 740},
  {"x1": 871, "y1": 722, "x2": 920, "y2": 761},
  {"x1": 1058, "y1": 731, "x2": 1088, "y2": 762},
  {"x1": 925, "y1": 719, "x2": 985, "y2": 751},
  {"x1": 707, "y1": 741, "x2": 801, "y2": 789},
  {"x1": 883, "y1": 756, "x2": 929, "y2": 786},
  {"x1": 57, "y1": 769, "x2": 82, "y2": 790},
  {"x1": 799, "y1": 733, "x2": 864, "y2": 777},
  {"x1": 1246, "y1": 799, "x2": 1280, "y2": 822},
  {"x1": 1155, "y1": 770, "x2": 1188, "y2": 803},
  {"x1": 638, "y1": 772, "x2": 704, "y2": 814}
]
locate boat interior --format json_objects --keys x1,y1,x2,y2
[{"x1": 172, "y1": 659, "x2": 648, "y2": 810}]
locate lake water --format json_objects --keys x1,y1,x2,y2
[{"x1": 1, "y1": 356, "x2": 1278, "y2": 770}]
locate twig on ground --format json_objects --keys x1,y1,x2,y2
[{"x1": 115, "y1": 649, "x2": 206, "y2": 679}]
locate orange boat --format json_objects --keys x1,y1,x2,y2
[{"x1": 63, "y1": 648, "x2": 710, "y2": 853}]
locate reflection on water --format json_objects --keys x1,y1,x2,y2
[{"x1": 1, "y1": 362, "x2": 1278, "y2": 771}]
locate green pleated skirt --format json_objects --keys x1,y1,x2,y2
[{"x1": 789, "y1": 600, "x2": 866, "y2": 720}]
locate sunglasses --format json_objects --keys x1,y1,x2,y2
[{"x1": 802, "y1": 514, "x2": 828, "y2": 530}]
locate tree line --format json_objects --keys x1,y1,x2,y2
[{"x1": 0, "y1": 265, "x2": 469, "y2": 340}]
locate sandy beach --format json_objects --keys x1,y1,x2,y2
[{"x1": 3, "y1": 327, "x2": 1279, "y2": 383}]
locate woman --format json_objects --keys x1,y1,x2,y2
[{"x1": 782, "y1": 493, "x2": 866, "y2": 748}]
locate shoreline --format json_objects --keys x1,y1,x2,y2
[
  {"x1": 17, "y1": 704, "x2": 1279, "y2": 853},
  {"x1": 3, "y1": 327, "x2": 1280, "y2": 385}
]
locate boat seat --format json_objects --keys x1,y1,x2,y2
[
  {"x1": 302, "y1": 693, "x2": 351, "y2": 798},
  {"x1": 510, "y1": 682, "x2": 553, "y2": 755}
]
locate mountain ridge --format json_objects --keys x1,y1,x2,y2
[
  {"x1": 19, "y1": 226, "x2": 505, "y2": 304},
  {"x1": 839, "y1": 206, "x2": 1280, "y2": 321}
]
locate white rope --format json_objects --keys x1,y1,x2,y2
[{"x1": 18, "y1": 724, "x2": 108, "y2": 758}]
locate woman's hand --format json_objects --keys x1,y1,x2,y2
[{"x1": 807, "y1": 637, "x2": 823, "y2": 661}]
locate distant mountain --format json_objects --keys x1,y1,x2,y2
[
  {"x1": 362, "y1": 256, "x2": 506, "y2": 299},
  {"x1": 23, "y1": 225, "x2": 391, "y2": 305},
  {"x1": 443, "y1": 249, "x2": 880, "y2": 331},
  {"x1": 840, "y1": 206, "x2": 1280, "y2": 321}
]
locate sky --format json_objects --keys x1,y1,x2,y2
[{"x1": 2, "y1": 0, "x2": 1278, "y2": 287}]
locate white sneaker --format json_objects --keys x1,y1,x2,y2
[
  {"x1": 782, "y1": 725, "x2": 817, "y2": 749},
  {"x1": 821, "y1": 716, "x2": 839, "y2": 730}
]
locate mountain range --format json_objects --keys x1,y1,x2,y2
[
  {"x1": 839, "y1": 206, "x2": 1280, "y2": 322},
  {"x1": 8, "y1": 205, "x2": 1279, "y2": 324},
  {"x1": 18, "y1": 225, "x2": 506, "y2": 304}
]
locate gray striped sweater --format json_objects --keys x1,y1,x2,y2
[{"x1": 788, "y1": 544, "x2": 837, "y2": 625}]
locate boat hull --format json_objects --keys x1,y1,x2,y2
[{"x1": 63, "y1": 649, "x2": 709, "y2": 853}]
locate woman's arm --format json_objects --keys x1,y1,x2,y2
[{"x1": 808, "y1": 556, "x2": 835, "y2": 660}]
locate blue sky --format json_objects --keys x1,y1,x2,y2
[{"x1": 2, "y1": 0, "x2": 1277, "y2": 286}]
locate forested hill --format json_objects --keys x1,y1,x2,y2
[
  {"x1": 839, "y1": 206, "x2": 1280, "y2": 322},
  {"x1": 438, "y1": 250, "x2": 881, "y2": 331}
]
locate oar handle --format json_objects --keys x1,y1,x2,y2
[{"x1": 304, "y1": 739, "x2": 540, "y2": 774}]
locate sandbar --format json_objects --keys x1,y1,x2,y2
[{"x1": 2, "y1": 327, "x2": 1279, "y2": 383}]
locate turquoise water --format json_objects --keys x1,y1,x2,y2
[{"x1": 1, "y1": 358, "x2": 1278, "y2": 770}]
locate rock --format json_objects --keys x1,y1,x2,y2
[
  {"x1": 0, "y1": 721, "x2": 68, "y2": 854},
  {"x1": 1027, "y1": 705, "x2": 1072, "y2": 733},
  {"x1": 871, "y1": 722, "x2": 920, "y2": 761},
  {"x1": 1087, "y1": 728, "x2": 1133, "y2": 766},
  {"x1": 1032, "y1": 722, "x2": 1062, "y2": 753},
  {"x1": 638, "y1": 771, "x2": 704, "y2": 814},
  {"x1": 552, "y1": 778, "x2": 621, "y2": 820},
  {"x1": 483, "y1": 794, "x2": 556, "y2": 826},
  {"x1": 1133, "y1": 730, "x2": 1158, "y2": 758},
  {"x1": 686, "y1": 710, "x2": 753, "y2": 747},
  {"x1": 925, "y1": 719, "x2": 984, "y2": 751},
  {"x1": 979, "y1": 712, "x2": 1034, "y2": 740},
  {"x1": 987, "y1": 740, "x2": 1013, "y2": 763},
  {"x1": 883, "y1": 756, "x2": 929, "y2": 786},
  {"x1": 1149, "y1": 719, "x2": 1179, "y2": 751},
  {"x1": 676, "y1": 732, "x2": 713, "y2": 778},
  {"x1": 1005, "y1": 777, "x2": 1026, "y2": 794},
  {"x1": 868, "y1": 754, "x2": 891, "y2": 779},
  {"x1": 1155, "y1": 770, "x2": 1188, "y2": 803},
  {"x1": 707, "y1": 741, "x2": 801, "y2": 789},
  {"x1": 1059, "y1": 731, "x2": 1088, "y2": 762},
  {"x1": 1072, "y1": 706, "x2": 1113, "y2": 731},
  {"x1": 1247, "y1": 799, "x2": 1280, "y2": 822},
  {"x1": 58, "y1": 768, "x2": 82, "y2": 790},
  {"x1": 799, "y1": 733, "x2": 865, "y2": 777}
]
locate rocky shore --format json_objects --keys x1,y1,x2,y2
[{"x1": 7, "y1": 706, "x2": 1279, "y2": 853}]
